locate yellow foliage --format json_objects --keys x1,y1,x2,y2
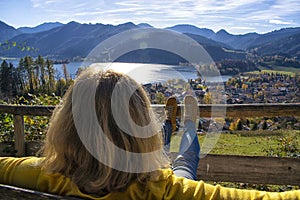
[
  {"x1": 229, "y1": 121, "x2": 236, "y2": 131},
  {"x1": 25, "y1": 116, "x2": 34, "y2": 125}
]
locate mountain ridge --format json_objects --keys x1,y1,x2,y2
[
  {"x1": 18, "y1": 22, "x2": 64, "y2": 34},
  {"x1": 0, "y1": 20, "x2": 299, "y2": 62},
  {"x1": 166, "y1": 24, "x2": 215, "y2": 38},
  {"x1": 0, "y1": 21, "x2": 21, "y2": 42}
]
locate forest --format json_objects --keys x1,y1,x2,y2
[{"x1": 0, "y1": 55, "x2": 73, "y2": 101}]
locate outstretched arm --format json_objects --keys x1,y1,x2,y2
[
  {"x1": 163, "y1": 173, "x2": 300, "y2": 200},
  {"x1": 0, "y1": 157, "x2": 79, "y2": 196},
  {"x1": 0, "y1": 157, "x2": 42, "y2": 189}
]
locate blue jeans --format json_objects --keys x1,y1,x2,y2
[{"x1": 163, "y1": 120, "x2": 200, "y2": 180}]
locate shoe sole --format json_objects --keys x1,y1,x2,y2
[
  {"x1": 184, "y1": 95, "x2": 198, "y2": 123},
  {"x1": 165, "y1": 97, "x2": 178, "y2": 132}
]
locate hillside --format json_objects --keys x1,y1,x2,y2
[
  {"x1": 209, "y1": 29, "x2": 260, "y2": 50},
  {"x1": 0, "y1": 20, "x2": 299, "y2": 62},
  {"x1": 246, "y1": 27, "x2": 300, "y2": 50},
  {"x1": 137, "y1": 23, "x2": 153, "y2": 28},
  {"x1": 0, "y1": 21, "x2": 21, "y2": 42},
  {"x1": 0, "y1": 21, "x2": 137, "y2": 59},
  {"x1": 185, "y1": 33, "x2": 246, "y2": 61},
  {"x1": 0, "y1": 22, "x2": 246, "y2": 63},
  {"x1": 18, "y1": 22, "x2": 64, "y2": 34},
  {"x1": 251, "y1": 32, "x2": 300, "y2": 57},
  {"x1": 164, "y1": 25, "x2": 300, "y2": 59},
  {"x1": 166, "y1": 24, "x2": 215, "y2": 38}
]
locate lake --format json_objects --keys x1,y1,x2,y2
[
  {"x1": 60, "y1": 62, "x2": 232, "y2": 84},
  {"x1": 3, "y1": 59, "x2": 231, "y2": 84}
]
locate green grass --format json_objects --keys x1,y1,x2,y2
[
  {"x1": 256, "y1": 66, "x2": 300, "y2": 76},
  {"x1": 251, "y1": 69, "x2": 297, "y2": 76},
  {"x1": 271, "y1": 66, "x2": 300, "y2": 75},
  {"x1": 205, "y1": 181, "x2": 299, "y2": 192},
  {"x1": 170, "y1": 129, "x2": 300, "y2": 191},
  {"x1": 170, "y1": 130, "x2": 300, "y2": 156}
]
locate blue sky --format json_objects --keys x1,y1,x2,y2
[{"x1": 1, "y1": 0, "x2": 300, "y2": 34}]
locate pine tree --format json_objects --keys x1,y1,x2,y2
[
  {"x1": 236, "y1": 118, "x2": 243, "y2": 131},
  {"x1": 0, "y1": 60, "x2": 8, "y2": 96},
  {"x1": 0, "y1": 60, "x2": 14, "y2": 97},
  {"x1": 262, "y1": 121, "x2": 268, "y2": 130},
  {"x1": 17, "y1": 57, "x2": 28, "y2": 94},
  {"x1": 35, "y1": 55, "x2": 46, "y2": 89},
  {"x1": 24, "y1": 56, "x2": 34, "y2": 94},
  {"x1": 251, "y1": 122, "x2": 258, "y2": 131},
  {"x1": 46, "y1": 58, "x2": 55, "y2": 94}
]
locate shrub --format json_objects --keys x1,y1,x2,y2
[
  {"x1": 265, "y1": 136, "x2": 300, "y2": 158},
  {"x1": 0, "y1": 94, "x2": 61, "y2": 143}
]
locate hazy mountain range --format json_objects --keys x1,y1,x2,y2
[
  {"x1": 17, "y1": 22, "x2": 63, "y2": 34},
  {"x1": 0, "y1": 21, "x2": 299, "y2": 64}
]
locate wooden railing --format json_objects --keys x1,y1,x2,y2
[{"x1": 0, "y1": 103, "x2": 300, "y2": 185}]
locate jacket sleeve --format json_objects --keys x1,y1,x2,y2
[
  {"x1": 0, "y1": 157, "x2": 80, "y2": 197},
  {"x1": 164, "y1": 173, "x2": 300, "y2": 200},
  {"x1": 0, "y1": 157, "x2": 42, "y2": 189}
]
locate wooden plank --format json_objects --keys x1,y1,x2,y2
[
  {"x1": 201, "y1": 103, "x2": 300, "y2": 118},
  {"x1": 0, "y1": 184, "x2": 81, "y2": 199},
  {"x1": 0, "y1": 103, "x2": 299, "y2": 117},
  {"x1": 152, "y1": 103, "x2": 300, "y2": 118},
  {"x1": 0, "y1": 105, "x2": 55, "y2": 116},
  {"x1": 170, "y1": 153, "x2": 300, "y2": 185},
  {"x1": 14, "y1": 115, "x2": 25, "y2": 157},
  {"x1": 196, "y1": 154, "x2": 300, "y2": 185}
]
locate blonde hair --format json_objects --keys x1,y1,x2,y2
[{"x1": 42, "y1": 68, "x2": 169, "y2": 195}]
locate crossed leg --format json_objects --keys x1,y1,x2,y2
[{"x1": 163, "y1": 96, "x2": 200, "y2": 180}]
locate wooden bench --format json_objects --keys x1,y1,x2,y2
[
  {"x1": 0, "y1": 103, "x2": 299, "y2": 199},
  {"x1": 0, "y1": 184, "x2": 81, "y2": 199}
]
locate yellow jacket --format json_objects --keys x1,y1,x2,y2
[{"x1": 0, "y1": 157, "x2": 299, "y2": 200}]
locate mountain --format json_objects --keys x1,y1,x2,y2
[
  {"x1": 184, "y1": 33, "x2": 246, "y2": 61},
  {"x1": 116, "y1": 33, "x2": 246, "y2": 64},
  {"x1": 184, "y1": 33, "x2": 230, "y2": 48},
  {"x1": 0, "y1": 21, "x2": 21, "y2": 42},
  {"x1": 18, "y1": 22, "x2": 64, "y2": 34},
  {"x1": 164, "y1": 26, "x2": 300, "y2": 58},
  {"x1": 166, "y1": 24, "x2": 215, "y2": 38},
  {"x1": 0, "y1": 21, "x2": 138, "y2": 59},
  {"x1": 251, "y1": 32, "x2": 300, "y2": 57},
  {"x1": 0, "y1": 21, "x2": 245, "y2": 63},
  {"x1": 209, "y1": 29, "x2": 260, "y2": 50},
  {"x1": 246, "y1": 27, "x2": 300, "y2": 50},
  {"x1": 137, "y1": 23, "x2": 153, "y2": 28},
  {"x1": 210, "y1": 29, "x2": 233, "y2": 42},
  {"x1": 1, "y1": 20, "x2": 299, "y2": 62},
  {"x1": 208, "y1": 27, "x2": 300, "y2": 52}
]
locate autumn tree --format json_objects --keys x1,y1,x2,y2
[
  {"x1": 45, "y1": 58, "x2": 55, "y2": 94},
  {"x1": 236, "y1": 118, "x2": 243, "y2": 131},
  {"x1": 35, "y1": 55, "x2": 46, "y2": 89},
  {"x1": 0, "y1": 60, "x2": 13, "y2": 97},
  {"x1": 155, "y1": 92, "x2": 165, "y2": 104},
  {"x1": 23, "y1": 56, "x2": 34, "y2": 94}
]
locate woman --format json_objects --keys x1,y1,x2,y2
[{"x1": 0, "y1": 67, "x2": 299, "y2": 199}]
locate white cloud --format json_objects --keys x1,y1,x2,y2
[
  {"x1": 26, "y1": 0, "x2": 300, "y2": 33},
  {"x1": 248, "y1": 0, "x2": 300, "y2": 20},
  {"x1": 30, "y1": 0, "x2": 42, "y2": 8},
  {"x1": 269, "y1": 19, "x2": 293, "y2": 25},
  {"x1": 114, "y1": 1, "x2": 141, "y2": 7},
  {"x1": 31, "y1": 0, "x2": 62, "y2": 8},
  {"x1": 101, "y1": 7, "x2": 143, "y2": 14},
  {"x1": 231, "y1": 26, "x2": 257, "y2": 30}
]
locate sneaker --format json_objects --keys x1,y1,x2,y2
[
  {"x1": 184, "y1": 95, "x2": 198, "y2": 123},
  {"x1": 165, "y1": 96, "x2": 178, "y2": 132}
]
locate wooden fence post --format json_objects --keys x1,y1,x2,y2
[{"x1": 14, "y1": 115, "x2": 25, "y2": 157}]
